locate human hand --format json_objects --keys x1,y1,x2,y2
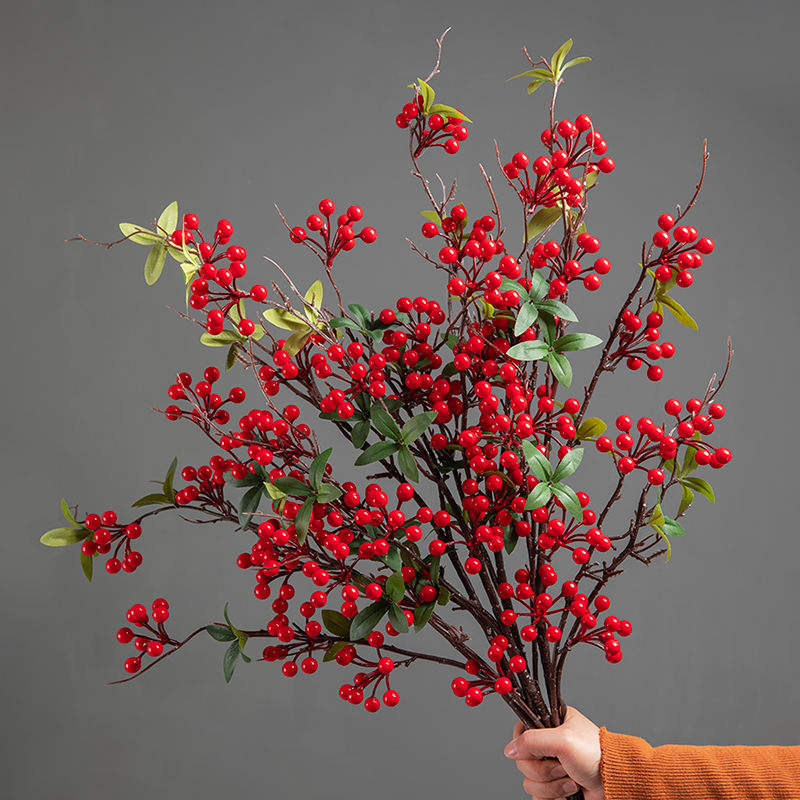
[{"x1": 504, "y1": 707, "x2": 603, "y2": 800}]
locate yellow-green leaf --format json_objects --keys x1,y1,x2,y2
[
  {"x1": 41, "y1": 527, "x2": 88, "y2": 547},
  {"x1": 144, "y1": 243, "x2": 167, "y2": 286},
  {"x1": 282, "y1": 328, "x2": 312, "y2": 356},
  {"x1": 263, "y1": 308, "x2": 312, "y2": 332},
  {"x1": 660, "y1": 296, "x2": 698, "y2": 330},
  {"x1": 157, "y1": 201, "x2": 179, "y2": 236},
  {"x1": 119, "y1": 223, "x2": 162, "y2": 246},
  {"x1": 528, "y1": 80, "x2": 544, "y2": 94},
  {"x1": 200, "y1": 329, "x2": 246, "y2": 347},
  {"x1": 577, "y1": 417, "x2": 607, "y2": 440}
]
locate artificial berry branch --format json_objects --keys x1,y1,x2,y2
[{"x1": 44, "y1": 38, "x2": 734, "y2": 800}]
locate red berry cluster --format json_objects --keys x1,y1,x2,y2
[
  {"x1": 529, "y1": 234, "x2": 611, "y2": 296},
  {"x1": 81, "y1": 510, "x2": 143, "y2": 575},
  {"x1": 595, "y1": 397, "x2": 730, "y2": 476},
  {"x1": 163, "y1": 367, "x2": 243, "y2": 430},
  {"x1": 396, "y1": 96, "x2": 469, "y2": 157},
  {"x1": 171, "y1": 214, "x2": 270, "y2": 338},
  {"x1": 288, "y1": 199, "x2": 377, "y2": 267},
  {"x1": 117, "y1": 599, "x2": 174, "y2": 673},
  {"x1": 651, "y1": 213, "x2": 714, "y2": 288},
  {"x1": 503, "y1": 114, "x2": 613, "y2": 211}
]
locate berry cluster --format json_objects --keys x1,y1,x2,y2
[
  {"x1": 503, "y1": 114, "x2": 613, "y2": 212},
  {"x1": 116, "y1": 599, "x2": 173, "y2": 674},
  {"x1": 395, "y1": 94, "x2": 470, "y2": 157},
  {"x1": 288, "y1": 199, "x2": 377, "y2": 268},
  {"x1": 81, "y1": 510, "x2": 144, "y2": 575},
  {"x1": 170, "y1": 214, "x2": 271, "y2": 337}
]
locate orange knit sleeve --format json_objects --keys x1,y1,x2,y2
[{"x1": 599, "y1": 728, "x2": 800, "y2": 800}]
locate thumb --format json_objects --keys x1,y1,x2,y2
[{"x1": 504, "y1": 725, "x2": 565, "y2": 760}]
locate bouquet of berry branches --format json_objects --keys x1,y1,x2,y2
[{"x1": 43, "y1": 36, "x2": 730, "y2": 797}]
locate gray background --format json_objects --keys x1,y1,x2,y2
[{"x1": 3, "y1": 1, "x2": 799, "y2": 797}]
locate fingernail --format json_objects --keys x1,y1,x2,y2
[
  {"x1": 551, "y1": 765, "x2": 567, "y2": 779},
  {"x1": 562, "y1": 780, "x2": 578, "y2": 795},
  {"x1": 504, "y1": 742, "x2": 518, "y2": 758}
]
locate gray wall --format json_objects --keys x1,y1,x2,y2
[{"x1": 3, "y1": 1, "x2": 799, "y2": 797}]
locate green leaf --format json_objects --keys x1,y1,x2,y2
[
  {"x1": 294, "y1": 497, "x2": 314, "y2": 545},
  {"x1": 80, "y1": 550, "x2": 93, "y2": 582},
  {"x1": 437, "y1": 586, "x2": 450, "y2": 606},
  {"x1": 506, "y1": 340, "x2": 550, "y2": 361},
  {"x1": 420, "y1": 209, "x2": 442, "y2": 226},
  {"x1": 525, "y1": 482, "x2": 552, "y2": 511},
  {"x1": 223, "y1": 640, "x2": 240, "y2": 683},
  {"x1": 157, "y1": 201, "x2": 179, "y2": 236},
  {"x1": 397, "y1": 446, "x2": 420, "y2": 483},
  {"x1": 238, "y1": 484, "x2": 263, "y2": 530},
  {"x1": 577, "y1": 417, "x2": 606, "y2": 440},
  {"x1": 551, "y1": 39, "x2": 573, "y2": 76},
  {"x1": 504, "y1": 527, "x2": 519, "y2": 555},
  {"x1": 309, "y1": 448, "x2": 333, "y2": 491},
  {"x1": 225, "y1": 344, "x2": 238, "y2": 371},
  {"x1": 317, "y1": 484, "x2": 343, "y2": 505},
  {"x1": 329, "y1": 316, "x2": 364, "y2": 335},
  {"x1": 426, "y1": 555, "x2": 441, "y2": 586},
  {"x1": 661, "y1": 516, "x2": 686, "y2": 538},
  {"x1": 384, "y1": 571, "x2": 406, "y2": 603},
  {"x1": 354, "y1": 392, "x2": 371, "y2": 414},
  {"x1": 354, "y1": 440, "x2": 400, "y2": 467},
  {"x1": 263, "y1": 481, "x2": 287, "y2": 501},
  {"x1": 660, "y1": 295, "x2": 698, "y2": 330},
  {"x1": 61, "y1": 499, "x2": 78, "y2": 527},
  {"x1": 548, "y1": 352, "x2": 572, "y2": 388},
  {"x1": 678, "y1": 484, "x2": 694, "y2": 516},
  {"x1": 529, "y1": 271, "x2": 549, "y2": 301},
  {"x1": 200, "y1": 329, "x2": 246, "y2": 347},
  {"x1": 551, "y1": 482, "x2": 584, "y2": 521},
  {"x1": 681, "y1": 434, "x2": 702, "y2": 476},
  {"x1": 521, "y1": 440, "x2": 553, "y2": 481},
  {"x1": 387, "y1": 602, "x2": 410, "y2": 634},
  {"x1": 500, "y1": 279, "x2": 530, "y2": 303},
  {"x1": 526, "y1": 207, "x2": 562, "y2": 242},
  {"x1": 349, "y1": 601, "x2": 389, "y2": 641},
  {"x1": 223, "y1": 603, "x2": 245, "y2": 640},
  {"x1": 347, "y1": 304, "x2": 372, "y2": 330},
  {"x1": 381, "y1": 547, "x2": 402, "y2": 573},
  {"x1": 514, "y1": 302, "x2": 539, "y2": 336},
  {"x1": 527, "y1": 80, "x2": 544, "y2": 94},
  {"x1": 41, "y1": 527, "x2": 89, "y2": 547},
  {"x1": 323, "y1": 641, "x2": 348, "y2": 662},
  {"x1": 272, "y1": 476, "x2": 314, "y2": 497},
  {"x1": 352, "y1": 419, "x2": 371, "y2": 450},
  {"x1": 535, "y1": 299, "x2": 579, "y2": 323},
  {"x1": 144, "y1": 242, "x2": 167, "y2": 286},
  {"x1": 552, "y1": 448, "x2": 584, "y2": 483},
  {"x1": 414, "y1": 602, "x2": 435, "y2": 632},
  {"x1": 427, "y1": 103, "x2": 472, "y2": 123},
  {"x1": 401, "y1": 411, "x2": 438, "y2": 445},
  {"x1": 371, "y1": 406, "x2": 402, "y2": 441},
  {"x1": 207, "y1": 625, "x2": 237, "y2": 642},
  {"x1": 554, "y1": 332, "x2": 603, "y2": 352},
  {"x1": 321, "y1": 610, "x2": 352, "y2": 639},
  {"x1": 680, "y1": 476, "x2": 715, "y2": 504},
  {"x1": 416, "y1": 77, "x2": 435, "y2": 113},
  {"x1": 119, "y1": 223, "x2": 162, "y2": 246},
  {"x1": 162, "y1": 457, "x2": 178, "y2": 504},
  {"x1": 131, "y1": 492, "x2": 171, "y2": 507},
  {"x1": 225, "y1": 471, "x2": 263, "y2": 489}
]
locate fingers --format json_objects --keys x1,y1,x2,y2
[{"x1": 521, "y1": 776, "x2": 580, "y2": 800}]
